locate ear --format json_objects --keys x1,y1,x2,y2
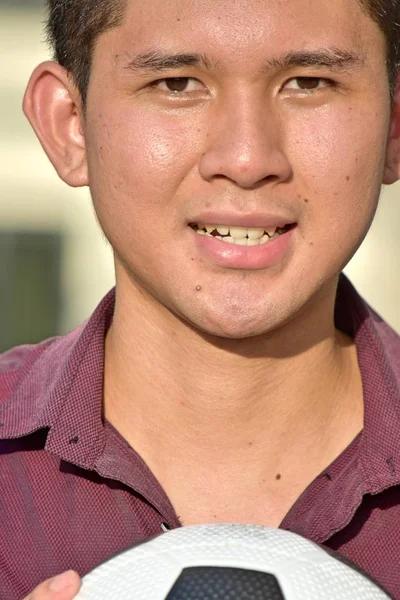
[
  {"x1": 23, "y1": 61, "x2": 88, "y2": 188},
  {"x1": 383, "y1": 75, "x2": 400, "y2": 185}
]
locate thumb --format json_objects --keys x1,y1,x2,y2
[{"x1": 23, "y1": 570, "x2": 81, "y2": 599}]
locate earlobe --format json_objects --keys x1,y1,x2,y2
[
  {"x1": 383, "y1": 77, "x2": 400, "y2": 185},
  {"x1": 23, "y1": 61, "x2": 89, "y2": 188}
]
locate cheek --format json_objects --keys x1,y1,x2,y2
[
  {"x1": 288, "y1": 105, "x2": 387, "y2": 231},
  {"x1": 86, "y1": 105, "x2": 202, "y2": 229},
  {"x1": 89, "y1": 107, "x2": 201, "y2": 200}
]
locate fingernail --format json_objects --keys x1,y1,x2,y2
[{"x1": 49, "y1": 571, "x2": 75, "y2": 592}]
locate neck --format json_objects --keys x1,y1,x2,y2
[{"x1": 104, "y1": 274, "x2": 363, "y2": 473}]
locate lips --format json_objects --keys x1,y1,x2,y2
[{"x1": 190, "y1": 221, "x2": 296, "y2": 270}]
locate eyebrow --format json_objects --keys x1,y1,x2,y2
[
  {"x1": 263, "y1": 47, "x2": 365, "y2": 73},
  {"x1": 123, "y1": 47, "x2": 364, "y2": 75},
  {"x1": 124, "y1": 51, "x2": 214, "y2": 73}
]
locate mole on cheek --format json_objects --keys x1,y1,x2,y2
[
  {"x1": 196, "y1": 286, "x2": 202, "y2": 292},
  {"x1": 346, "y1": 176, "x2": 350, "y2": 181},
  {"x1": 304, "y1": 198, "x2": 309, "y2": 204}
]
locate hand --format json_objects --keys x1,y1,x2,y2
[{"x1": 23, "y1": 571, "x2": 81, "y2": 599}]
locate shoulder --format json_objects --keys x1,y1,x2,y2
[
  {"x1": 0, "y1": 290, "x2": 114, "y2": 436},
  {"x1": 0, "y1": 326, "x2": 84, "y2": 407},
  {"x1": 366, "y1": 305, "x2": 400, "y2": 373},
  {"x1": 338, "y1": 275, "x2": 400, "y2": 375},
  {"x1": 0, "y1": 339, "x2": 57, "y2": 402}
]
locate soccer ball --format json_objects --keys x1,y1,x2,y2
[{"x1": 76, "y1": 524, "x2": 391, "y2": 599}]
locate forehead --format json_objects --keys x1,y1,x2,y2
[
  {"x1": 94, "y1": 0, "x2": 387, "y2": 79},
  {"x1": 116, "y1": 0, "x2": 380, "y2": 52}
]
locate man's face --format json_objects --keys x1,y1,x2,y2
[{"x1": 84, "y1": 0, "x2": 392, "y2": 338}]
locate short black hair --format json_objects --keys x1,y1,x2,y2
[
  {"x1": 360, "y1": 0, "x2": 400, "y2": 96},
  {"x1": 46, "y1": 0, "x2": 126, "y2": 104},
  {"x1": 46, "y1": 0, "x2": 400, "y2": 105}
]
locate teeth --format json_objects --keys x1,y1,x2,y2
[
  {"x1": 201, "y1": 225, "x2": 269, "y2": 240},
  {"x1": 193, "y1": 223, "x2": 285, "y2": 246},
  {"x1": 229, "y1": 226, "x2": 248, "y2": 240},
  {"x1": 215, "y1": 235, "x2": 236, "y2": 244},
  {"x1": 248, "y1": 228, "x2": 265, "y2": 240},
  {"x1": 235, "y1": 238, "x2": 248, "y2": 246}
]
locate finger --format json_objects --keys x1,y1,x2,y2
[{"x1": 23, "y1": 570, "x2": 81, "y2": 600}]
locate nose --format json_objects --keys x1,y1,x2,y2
[{"x1": 198, "y1": 97, "x2": 292, "y2": 189}]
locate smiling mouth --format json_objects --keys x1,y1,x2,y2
[{"x1": 189, "y1": 223, "x2": 296, "y2": 246}]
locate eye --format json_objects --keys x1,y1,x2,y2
[
  {"x1": 283, "y1": 77, "x2": 334, "y2": 92},
  {"x1": 151, "y1": 77, "x2": 204, "y2": 94}
]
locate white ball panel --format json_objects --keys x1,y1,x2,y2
[
  {"x1": 76, "y1": 524, "x2": 390, "y2": 600},
  {"x1": 284, "y1": 561, "x2": 386, "y2": 600},
  {"x1": 78, "y1": 552, "x2": 183, "y2": 600}
]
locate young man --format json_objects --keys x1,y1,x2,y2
[{"x1": 2, "y1": 0, "x2": 400, "y2": 597}]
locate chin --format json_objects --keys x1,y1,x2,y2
[
  {"x1": 175, "y1": 287, "x2": 290, "y2": 340},
  {"x1": 188, "y1": 307, "x2": 283, "y2": 341},
  {"x1": 208, "y1": 327, "x2": 268, "y2": 341}
]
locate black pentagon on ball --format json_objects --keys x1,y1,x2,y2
[{"x1": 165, "y1": 566, "x2": 285, "y2": 600}]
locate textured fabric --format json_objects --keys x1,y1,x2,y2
[{"x1": 0, "y1": 274, "x2": 400, "y2": 598}]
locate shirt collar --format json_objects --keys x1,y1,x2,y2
[
  {"x1": 336, "y1": 276, "x2": 400, "y2": 491},
  {"x1": 0, "y1": 289, "x2": 115, "y2": 467},
  {"x1": 1, "y1": 275, "x2": 400, "y2": 492}
]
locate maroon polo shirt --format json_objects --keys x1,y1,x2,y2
[{"x1": 1, "y1": 274, "x2": 400, "y2": 598}]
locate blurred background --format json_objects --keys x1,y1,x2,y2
[
  {"x1": 1, "y1": 2, "x2": 115, "y2": 352},
  {"x1": 1, "y1": 2, "x2": 399, "y2": 353}
]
